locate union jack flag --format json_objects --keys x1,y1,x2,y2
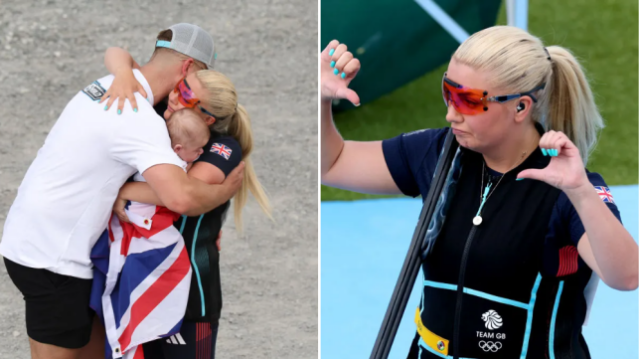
[
  {"x1": 594, "y1": 186, "x2": 615, "y2": 204},
  {"x1": 210, "y1": 143, "x2": 232, "y2": 160},
  {"x1": 90, "y1": 203, "x2": 192, "y2": 359}
]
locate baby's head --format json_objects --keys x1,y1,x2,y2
[{"x1": 166, "y1": 109, "x2": 211, "y2": 163}]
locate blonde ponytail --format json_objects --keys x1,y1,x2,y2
[
  {"x1": 453, "y1": 26, "x2": 604, "y2": 164},
  {"x1": 195, "y1": 70, "x2": 272, "y2": 232},
  {"x1": 227, "y1": 105, "x2": 273, "y2": 230},
  {"x1": 544, "y1": 46, "x2": 603, "y2": 163}
]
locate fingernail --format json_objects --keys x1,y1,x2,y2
[
  {"x1": 104, "y1": 105, "x2": 108, "y2": 111},
  {"x1": 329, "y1": 49, "x2": 335, "y2": 56},
  {"x1": 330, "y1": 61, "x2": 336, "y2": 68},
  {"x1": 551, "y1": 149, "x2": 557, "y2": 156},
  {"x1": 333, "y1": 68, "x2": 339, "y2": 75},
  {"x1": 341, "y1": 72, "x2": 346, "y2": 79},
  {"x1": 554, "y1": 149, "x2": 559, "y2": 156},
  {"x1": 133, "y1": 108, "x2": 138, "y2": 113},
  {"x1": 541, "y1": 148, "x2": 547, "y2": 156},
  {"x1": 117, "y1": 109, "x2": 122, "y2": 115},
  {"x1": 516, "y1": 178, "x2": 524, "y2": 181}
]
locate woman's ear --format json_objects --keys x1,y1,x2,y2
[{"x1": 514, "y1": 96, "x2": 534, "y2": 123}]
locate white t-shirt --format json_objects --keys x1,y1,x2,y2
[{"x1": 0, "y1": 70, "x2": 184, "y2": 279}]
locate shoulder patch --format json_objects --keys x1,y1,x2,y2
[
  {"x1": 210, "y1": 143, "x2": 232, "y2": 160},
  {"x1": 82, "y1": 81, "x2": 106, "y2": 102},
  {"x1": 594, "y1": 186, "x2": 615, "y2": 204}
]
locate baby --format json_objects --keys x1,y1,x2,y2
[
  {"x1": 164, "y1": 108, "x2": 210, "y2": 169},
  {"x1": 126, "y1": 108, "x2": 210, "y2": 223},
  {"x1": 134, "y1": 108, "x2": 210, "y2": 182}
]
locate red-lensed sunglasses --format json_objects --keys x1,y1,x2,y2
[
  {"x1": 442, "y1": 72, "x2": 545, "y2": 115},
  {"x1": 174, "y1": 77, "x2": 217, "y2": 118}
]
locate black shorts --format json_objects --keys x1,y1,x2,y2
[
  {"x1": 3, "y1": 258, "x2": 94, "y2": 349},
  {"x1": 142, "y1": 321, "x2": 219, "y2": 359}
]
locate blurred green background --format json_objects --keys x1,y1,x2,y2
[{"x1": 322, "y1": 0, "x2": 639, "y2": 201}]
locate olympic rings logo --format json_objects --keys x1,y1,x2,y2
[{"x1": 478, "y1": 341, "x2": 502, "y2": 352}]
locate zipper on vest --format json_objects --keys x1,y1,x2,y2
[{"x1": 452, "y1": 225, "x2": 478, "y2": 359}]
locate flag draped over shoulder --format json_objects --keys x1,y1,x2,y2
[{"x1": 90, "y1": 203, "x2": 192, "y2": 359}]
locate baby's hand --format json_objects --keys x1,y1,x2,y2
[
  {"x1": 100, "y1": 69, "x2": 147, "y2": 114},
  {"x1": 113, "y1": 196, "x2": 130, "y2": 223}
]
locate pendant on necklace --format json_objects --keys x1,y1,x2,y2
[{"x1": 473, "y1": 216, "x2": 483, "y2": 226}]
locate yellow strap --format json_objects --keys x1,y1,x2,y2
[{"x1": 415, "y1": 308, "x2": 449, "y2": 356}]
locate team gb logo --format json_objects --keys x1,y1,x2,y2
[{"x1": 481, "y1": 310, "x2": 503, "y2": 330}]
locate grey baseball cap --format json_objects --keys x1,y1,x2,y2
[{"x1": 155, "y1": 23, "x2": 216, "y2": 68}]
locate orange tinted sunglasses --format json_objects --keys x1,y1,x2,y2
[
  {"x1": 174, "y1": 77, "x2": 216, "y2": 118},
  {"x1": 442, "y1": 73, "x2": 545, "y2": 115}
]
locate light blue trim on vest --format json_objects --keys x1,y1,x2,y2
[
  {"x1": 464, "y1": 287, "x2": 529, "y2": 310},
  {"x1": 179, "y1": 215, "x2": 187, "y2": 234},
  {"x1": 422, "y1": 273, "x2": 543, "y2": 359},
  {"x1": 423, "y1": 280, "x2": 529, "y2": 309},
  {"x1": 191, "y1": 214, "x2": 206, "y2": 316},
  {"x1": 519, "y1": 273, "x2": 543, "y2": 358},
  {"x1": 156, "y1": 40, "x2": 171, "y2": 48},
  {"x1": 549, "y1": 281, "x2": 565, "y2": 359},
  {"x1": 423, "y1": 279, "x2": 458, "y2": 291}
]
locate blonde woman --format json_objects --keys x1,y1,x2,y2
[
  {"x1": 321, "y1": 26, "x2": 638, "y2": 358},
  {"x1": 102, "y1": 36, "x2": 271, "y2": 358}
]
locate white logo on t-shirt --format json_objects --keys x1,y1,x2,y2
[{"x1": 481, "y1": 309, "x2": 503, "y2": 330}]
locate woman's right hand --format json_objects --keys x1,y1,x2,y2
[
  {"x1": 100, "y1": 69, "x2": 147, "y2": 114},
  {"x1": 320, "y1": 41, "x2": 400, "y2": 196},
  {"x1": 321, "y1": 40, "x2": 361, "y2": 106}
]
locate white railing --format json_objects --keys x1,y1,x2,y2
[{"x1": 413, "y1": 0, "x2": 528, "y2": 44}]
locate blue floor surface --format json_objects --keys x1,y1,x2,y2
[{"x1": 321, "y1": 185, "x2": 638, "y2": 359}]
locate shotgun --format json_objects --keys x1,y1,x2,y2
[{"x1": 369, "y1": 128, "x2": 460, "y2": 359}]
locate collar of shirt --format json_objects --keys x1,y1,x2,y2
[{"x1": 132, "y1": 69, "x2": 154, "y2": 105}]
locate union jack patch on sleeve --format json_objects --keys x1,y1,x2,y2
[
  {"x1": 210, "y1": 143, "x2": 232, "y2": 160},
  {"x1": 594, "y1": 186, "x2": 615, "y2": 204}
]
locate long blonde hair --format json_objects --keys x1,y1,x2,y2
[
  {"x1": 194, "y1": 70, "x2": 272, "y2": 230},
  {"x1": 452, "y1": 26, "x2": 603, "y2": 164}
]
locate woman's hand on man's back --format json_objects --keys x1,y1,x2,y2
[{"x1": 100, "y1": 69, "x2": 148, "y2": 114}]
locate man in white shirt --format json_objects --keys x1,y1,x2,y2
[{"x1": 0, "y1": 23, "x2": 241, "y2": 359}]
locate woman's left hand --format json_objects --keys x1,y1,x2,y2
[
  {"x1": 517, "y1": 131, "x2": 590, "y2": 192},
  {"x1": 100, "y1": 69, "x2": 147, "y2": 114}
]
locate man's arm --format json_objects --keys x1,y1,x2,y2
[
  {"x1": 117, "y1": 162, "x2": 228, "y2": 209},
  {"x1": 142, "y1": 162, "x2": 245, "y2": 216}
]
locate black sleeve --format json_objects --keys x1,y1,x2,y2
[
  {"x1": 381, "y1": 128, "x2": 449, "y2": 198},
  {"x1": 542, "y1": 171, "x2": 622, "y2": 277},
  {"x1": 563, "y1": 171, "x2": 622, "y2": 245},
  {"x1": 196, "y1": 136, "x2": 242, "y2": 177}
]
